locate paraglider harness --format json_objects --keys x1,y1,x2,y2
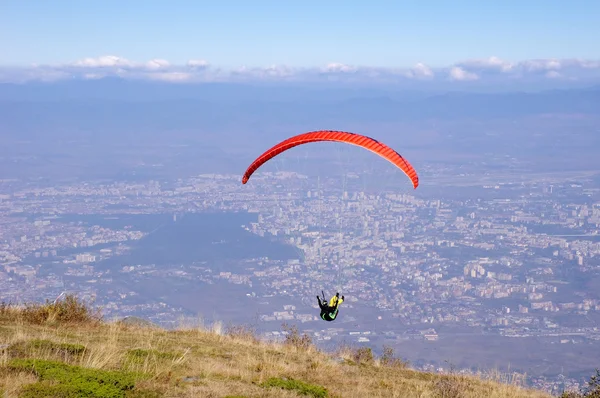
[{"x1": 317, "y1": 291, "x2": 343, "y2": 322}]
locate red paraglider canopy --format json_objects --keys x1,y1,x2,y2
[{"x1": 241, "y1": 130, "x2": 419, "y2": 189}]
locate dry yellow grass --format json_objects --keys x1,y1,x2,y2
[
  {"x1": 0, "y1": 297, "x2": 553, "y2": 398},
  {"x1": 0, "y1": 322, "x2": 551, "y2": 397}
]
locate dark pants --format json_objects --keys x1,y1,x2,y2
[{"x1": 320, "y1": 309, "x2": 338, "y2": 321}]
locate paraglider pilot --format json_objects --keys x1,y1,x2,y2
[{"x1": 317, "y1": 291, "x2": 344, "y2": 321}]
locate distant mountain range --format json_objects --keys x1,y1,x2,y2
[{"x1": 1, "y1": 80, "x2": 598, "y2": 138}]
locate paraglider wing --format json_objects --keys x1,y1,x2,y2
[{"x1": 241, "y1": 130, "x2": 419, "y2": 189}]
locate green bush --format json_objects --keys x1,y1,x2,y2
[
  {"x1": 8, "y1": 358, "x2": 147, "y2": 398},
  {"x1": 261, "y1": 377, "x2": 328, "y2": 398},
  {"x1": 19, "y1": 382, "x2": 80, "y2": 398}
]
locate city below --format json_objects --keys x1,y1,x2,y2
[{"x1": 1, "y1": 161, "x2": 600, "y2": 395}]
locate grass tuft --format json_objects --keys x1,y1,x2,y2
[
  {"x1": 282, "y1": 323, "x2": 313, "y2": 351},
  {"x1": 0, "y1": 294, "x2": 101, "y2": 326},
  {"x1": 225, "y1": 324, "x2": 260, "y2": 344},
  {"x1": 380, "y1": 345, "x2": 410, "y2": 369},
  {"x1": 126, "y1": 348, "x2": 181, "y2": 363},
  {"x1": 8, "y1": 339, "x2": 86, "y2": 362}
]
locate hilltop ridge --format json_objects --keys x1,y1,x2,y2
[{"x1": 0, "y1": 295, "x2": 566, "y2": 397}]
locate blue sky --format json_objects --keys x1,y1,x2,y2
[{"x1": 1, "y1": 0, "x2": 599, "y2": 68}]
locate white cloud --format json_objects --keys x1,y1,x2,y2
[
  {"x1": 322, "y1": 63, "x2": 357, "y2": 73},
  {"x1": 522, "y1": 59, "x2": 562, "y2": 72},
  {"x1": 405, "y1": 63, "x2": 434, "y2": 79},
  {"x1": 414, "y1": 63, "x2": 433, "y2": 77},
  {"x1": 459, "y1": 56, "x2": 514, "y2": 72},
  {"x1": 229, "y1": 64, "x2": 299, "y2": 81},
  {"x1": 450, "y1": 57, "x2": 600, "y2": 81},
  {"x1": 3, "y1": 55, "x2": 600, "y2": 85},
  {"x1": 263, "y1": 65, "x2": 294, "y2": 77},
  {"x1": 73, "y1": 55, "x2": 134, "y2": 68},
  {"x1": 146, "y1": 72, "x2": 192, "y2": 82},
  {"x1": 449, "y1": 66, "x2": 479, "y2": 81},
  {"x1": 146, "y1": 59, "x2": 170, "y2": 70}
]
